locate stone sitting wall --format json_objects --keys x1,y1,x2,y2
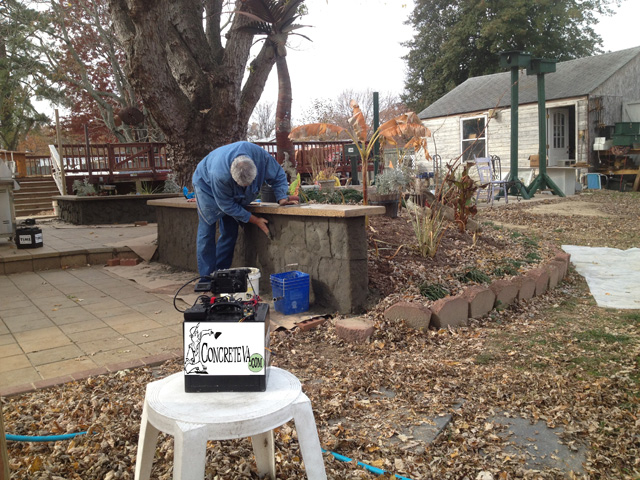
[
  {"x1": 148, "y1": 198, "x2": 384, "y2": 314},
  {"x1": 55, "y1": 194, "x2": 180, "y2": 225}
]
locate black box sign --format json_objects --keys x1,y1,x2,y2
[
  {"x1": 15, "y1": 227, "x2": 43, "y2": 249},
  {"x1": 183, "y1": 302, "x2": 270, "y2": 392}
]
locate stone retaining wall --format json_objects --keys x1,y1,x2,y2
[
  {"x1": 54, "y1": 194, "x2": 180, "y2": 225},
  {"x1": 149, "y1": 198, "x2": 384, "y2": 314}
]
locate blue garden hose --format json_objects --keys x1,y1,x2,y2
[
  {"x1": 322, "y1": 448, "x2": 415, "y2": 480},
  {"x1": 5, "y1": 432, "x2": 414, "y2": 479},
  {"x1": 5, "y1": 431, "x2": 87, "y2": 442}
]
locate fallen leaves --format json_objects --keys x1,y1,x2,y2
[{"x1": 3, "y1": 191, "x2": 640, "y2": 479}]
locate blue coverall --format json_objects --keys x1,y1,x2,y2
[{"x1": 192, "y1": 141, "x2": 289, "y2": 277}]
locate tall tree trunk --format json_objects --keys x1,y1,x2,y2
[
  {"x1": 108, "y1": 0, "x2": 277, "y2": 187},
  {"x1": 275, "y1": 55, "x2": 295, "y2": 169}
]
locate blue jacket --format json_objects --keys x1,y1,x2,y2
[{"x1": 192, "y1": 142, "x2": 289, "y2": 223}]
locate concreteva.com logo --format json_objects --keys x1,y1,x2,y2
[{"x1": 184, "y1": 322, "x2": 264, "y2": 374}]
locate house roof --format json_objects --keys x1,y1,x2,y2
[{"x1": 419, "y1": 46, "x2": 640, "y2": 119}]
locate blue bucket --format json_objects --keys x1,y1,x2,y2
[{"x1": 270, "y1": 271, "x2": 310, "y2": 315}]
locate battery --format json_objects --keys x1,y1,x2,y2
[
  {"x1": 15, "y1": 227, "x2": 43, "y2": 249},
  {"x1": 183, "y1": 302, "x2": 270, "y2": 393}
]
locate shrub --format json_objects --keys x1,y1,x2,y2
[
  {"x1": 163, "y1": 174, "x2": 181, "y2": 193},
  {"x1": 374, "y1": 166, "x2": 414, "y2": 195},
  {"x1": 493, "y1": 258, "x2": 523, "y2": 276},
  {"x1": 302, "y1": 188, "x2": 362, "y2": 205},
  {"x1": 72, "y1": 178, "x2": 96, "y2": 196},
  {"x1": 458, "y1": 268, "x2": 491, "y2": 284},
  {"x1": 419, "y1": 282, "x2": 450, "y2": 301}
]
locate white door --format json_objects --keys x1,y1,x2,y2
[{"x1": 547, "y1": 108, "x2": 569, "y2": 166}]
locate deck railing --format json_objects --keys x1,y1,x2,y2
[
  {"x1": 19, "y1": 141, "x2": 378, "y2": 181},
  {"x1": 20, "y1": 143, "x2": 170, "y2": 182},
  {"x1": 255, "y1": 140, "x2": 380, "y2": 177}
]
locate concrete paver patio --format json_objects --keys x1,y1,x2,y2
[{"x1": 0, "y1": 219, "x2": 184, "y2": 397}]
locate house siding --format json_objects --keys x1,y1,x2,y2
[
  {"x1": 419, "y1": 48, "x2": 640, "y2": 176},
  {"x1": 423, "y1": 98, "x2": 589, "y2": 172}
]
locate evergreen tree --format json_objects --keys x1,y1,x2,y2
[
  {"x1": 402, "y1": 0, "x2": 617, "y2": 111},
  {"x1": 0, "y1": 1, "x2": 55, "y2": 150}
]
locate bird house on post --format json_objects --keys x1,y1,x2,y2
[
  {"x1": 527, "y1": 58, "x2": 557, "y2": 75},
  {"x1": 499, "y1": 51, "x2": 532, "y2": 69},
  {"x1": 499, "y1": 50, "x2": 532, "y2": 199}
]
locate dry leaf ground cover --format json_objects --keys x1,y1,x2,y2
[{"x1": 3, "y1": 190, "x2": 640, "y2": 479}]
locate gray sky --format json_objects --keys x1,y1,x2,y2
[
  {"x1": 258, "y1": 0, "x2": 640, "y2": 122},
  {"x1": 35, "y1": 0, "x2": 640, "y2": 123}
]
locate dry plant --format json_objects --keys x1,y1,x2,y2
[
  {"x1": 309, "y1": 150, "x2": 337, "y2": 181},
  {"x1": 290, "y1": 101, "x2": 430, "y2": 204},
  {"x1": 409, "y1": 205, "x2": 447, "y2": 257}
]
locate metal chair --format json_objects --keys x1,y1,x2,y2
[
  {"x1": 490, "y1": 155, "x2": 502, "y2": 181},
  {"x1": 474, "y1": 157, "x2": 509, "y2": 205}
]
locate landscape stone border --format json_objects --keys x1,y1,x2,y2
[
  {"x1": 333, "y1": 252, "x2": 571, "y2": 342},
  {"x1": 322, "y1": 252, "x2": 571, "y2": 342},
  {"x1": 375, "y1": 252, "x2": 572, "y2": 335}
]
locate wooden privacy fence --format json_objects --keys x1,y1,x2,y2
[{"x1": 18, "y1": 140, "x2": 379, "y2": 182}]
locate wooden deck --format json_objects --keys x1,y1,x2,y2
[{"x1": 19, "y1": 141, "x2": 379, "y2": 185}]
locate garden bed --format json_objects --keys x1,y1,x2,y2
[{"x1": 53, "y1": 193, "x2": 180, "y2": 225}]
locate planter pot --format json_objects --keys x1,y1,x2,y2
[
  {"x1": 318, "y1": 180, "x2": 335, "y2": 192},
  {"x1": 368, "y1": 193, "x2": 401, "y2": 218}
]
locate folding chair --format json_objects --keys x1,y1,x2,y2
[{"x1": 474, "y1": 157, "x2": 509, "y2": 205}]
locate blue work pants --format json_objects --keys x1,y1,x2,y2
[{"x1": 194, "y1": 187, "x2": 240, "y2": 277}]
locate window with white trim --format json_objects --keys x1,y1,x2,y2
[{"x1": 460, "y1": 115, "x2": 487, "y2": 161}]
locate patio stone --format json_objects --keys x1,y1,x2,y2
[
  {"x1": 513, "y1": 275, "x2": 536, "y2": 301},
  {"x1": 545, "y1": 262, "x2": 561, "y2": 289},
  {"x1": 461, "y1": 285, "x2": 495, "y2": 318},
  {"x1": 335, "y1": 317, "x2": 375, "y2": 343},
  {"x1": 489, "y1": 278, "x2": 519, "y2": 308},
  {"x1": 526, "y1": 268, "x2": 549, "y2": 296}
]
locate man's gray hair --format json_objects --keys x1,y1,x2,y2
[{"x1": 230, "y1": 155, "x2": 257, "y2": 186}]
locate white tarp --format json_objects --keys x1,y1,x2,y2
[{"x1": 562, "y1": 245, "x2": 640, "y2": 309}]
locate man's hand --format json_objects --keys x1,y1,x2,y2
[
  {"x1": 248, "y1": 214, "x2": 270, "y2": 237},
  {"x1": 278, "y1": 195, "x2": 299, "y2": 206}
]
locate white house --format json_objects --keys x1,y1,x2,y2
[{"x1": 418, "y1": 46, "x2": 640, "y2": 192}]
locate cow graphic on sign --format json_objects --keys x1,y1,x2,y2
[{"x1": 184, "y1": 323, "x2": 220, "y2": 374}]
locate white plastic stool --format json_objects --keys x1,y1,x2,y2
[{"x1": 135, "y1": 367, "x2": 327, "y2": 480}]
